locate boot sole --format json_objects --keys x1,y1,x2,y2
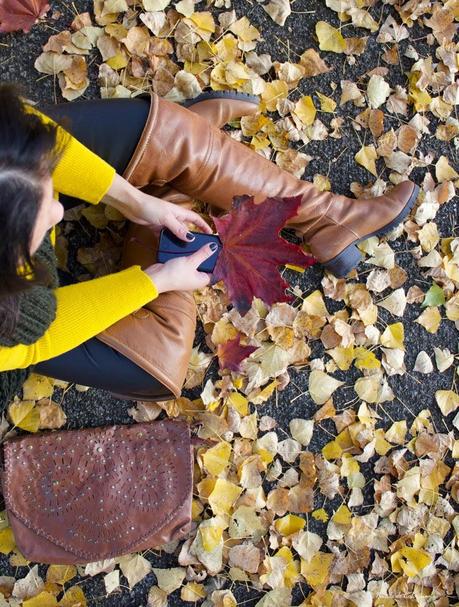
[
  {"x1": 322, "y1": 183, "x2": 421, "y2": 278},
  {"x1": 180, "y1": 90, "x2": 260, "y2": 107},
  {"x1": 109, "y1": 389, "x2": 175, "y2": 402}
]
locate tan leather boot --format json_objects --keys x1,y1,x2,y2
[
  {"x1": 96, "y1": 92, "x2": 260, "y2": 401},
  {"x1": 96, "y1": 225, "x2": 196, "y2": 401},
  {"x1": 125, "y1": 91, "x2": 420, "y2": 278},
  {"x1": 131, "y1": 90, "x2": 260, "y2": 208}
]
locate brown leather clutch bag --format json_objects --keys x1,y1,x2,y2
[{"x1": 0, "y1": 418, "x2": 194, "y2": 564}]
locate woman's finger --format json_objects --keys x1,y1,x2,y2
[
  {"x1": 178, "y1": 210, "x2": 213, "y2": 234},
  {"x1": 188, "y1": 243, "x2": 217, "y2": 268},
  {"x1": 166, "y1": 216, "x2": 194, "y2": 242}
]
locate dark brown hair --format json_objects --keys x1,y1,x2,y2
[{"x1": 0, "y1": 82, "x2": 70, "y2": 339}]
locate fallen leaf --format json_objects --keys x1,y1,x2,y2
[
  {"x1": 211, "y1": 195, "x2": 316, "y2": 314},
  {"x1": 0, "y1": 0, "x2": 50, "y2": 32},
  {"x1": 315, "y1": 21, "x2": 346, "y2": 53},
  {"x1": 355, "y1": 145, "x2": 378, "y2": 176},
  {"x1": 309, "y1": 369, "x2": 343, "y2": 405},
  {"x1": 217, "y1": 333, "x2": 258, "y2": 371}
]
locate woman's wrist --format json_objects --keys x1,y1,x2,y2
[
  {"x1": 101, "y1": 173, "x2": 143, "y2": 215},
  {"x1": 143, "y1": 265, "x2": 167, "y2": 294}
]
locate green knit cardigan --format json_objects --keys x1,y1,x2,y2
[{"x1": 0, "y1": 231, "x2": 59, "y2": 412}]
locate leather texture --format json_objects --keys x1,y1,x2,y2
[
  {"x1": 96, "y1": 223, "x2": 197, "y2": 400},
  {"x1": 123, "y1": 91, "x2": 418, "y2": 265},
  {"x1": 136, "y1": 94, "x2": 261, "y2": 209},
  {"x1": 95, "y1": 94, "x2": 260, "y2": 400},
  {"x1": 0, "y1": 419, "x2": 193, "y2": 564}
]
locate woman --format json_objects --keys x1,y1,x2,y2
[{"x1": 0, "y1": 82, "x2": 419, "y2": 408}]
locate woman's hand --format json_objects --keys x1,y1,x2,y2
[
  {"x1": 102, "y1": 173, "x2": 213, "y2": 242},
  {"x1": 144, "y1": 243, "x2": 217, "y2": 294}
]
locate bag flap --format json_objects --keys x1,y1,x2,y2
[{"x1": 2, "y1": 419, "x2": 193, "y2": 561}]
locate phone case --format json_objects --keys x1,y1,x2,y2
[{"x1": 157, "y1": 228, "x2": 222, "y2": 273}]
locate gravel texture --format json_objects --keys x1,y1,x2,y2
[{"x1": 0, "y1": 0, "x2": 458, "y2": 604}]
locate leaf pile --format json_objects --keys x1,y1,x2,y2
[{"x1": 0, "y1": 0, "x2": 458, "y2": 605}]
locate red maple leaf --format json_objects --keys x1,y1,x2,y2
[
  {"x1": 211, "y1": 194, "x2": 317, "y2": 315},
  {"x1": 0, "y1": 0, "x2": 50, "y2": 33},
  {"x1": 217, "y1": 333, "x2": 258, "y2": 372}
]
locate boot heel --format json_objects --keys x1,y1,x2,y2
[{"x1": 323, "y1": 243, "x2": 362, "y2": 277}]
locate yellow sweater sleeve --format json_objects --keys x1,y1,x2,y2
[
  {"x1": 24, "y1": 103, "x2": 116, "y2": 205},
  {"x1": 0, "y1": 266, "x2": 158, "y2": 371}
]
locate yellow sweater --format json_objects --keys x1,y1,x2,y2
[{"x1": 0, "y1": 104, "x2": 159, "y2": 371}]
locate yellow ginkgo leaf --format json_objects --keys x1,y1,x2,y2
[
  {"x1": 415, "y1": 306, "x2": 441, "y2": 334},
  {"x1": 58, "y1": 586, "x2": 87, "y2": 607},
  {"x1": 23, "y1": 592, "x2": 58, "y2": 607},
  {"x1": 375, "y1": 428, "x2": 393, "y2": 455},
  {"x1": 227, "y1": 392, "x2": 249, "y2": 416},
  {"x1": 215, "y1": 35, "x2": 239, "y2": 62},
  {"x1": 315, "y1": 21, "x2": 346, "y2": 53},
  {"x1": 106, "y1": 52, "x2": 128, "y2": 70},
  {"x1": 0, "y1": 527, "x2": 15, "y2": 554},
  {"x1": 391, "y1": 546, "x2": 432, "y2": 577},
  {"x1": 211, "y1": 318, "x2": 239, "y2": 345},
  {"x1": 435, "y1": 390, "x2": 459, "y2": 416},
  {"x1": 327, "y1": 345, "x2": 355, "y2": 371},
  {"x1": 208, "y1": 479, "x2": 242, "y2": 515},
  {"x1": 274, "y1": 514, "x2": 306, "y2": 536},
  {"x1": 275, "y1": 547, "x2": 300, "y2": 587},
  {"x1": 175, "y1": 0, "x2": 194, "y2": 16},
  {"x1": 408, "y1": 72, "x2": 432, "y2": 111},
  {"x1": 332, "y1": 504, "x2": 352, "y2": 525},
  {"x1": 202, "y1": 441, "x2": 232, "y2": 476},
  {"x1": 181, "y1": 582, "x2": 206, "y2": 602},
  {"x1": 302, "y1": 290, "x2": 329, "y2": 316},
  {"x1": 354, "y1": 375, "x2": 382, "y2": 404},
  {"x1": 354, "y1": 346, "x2": 381, "y2": 370},
  {"x1": 293, "y1": 95, "x2": 316, "y2": 126},
  {"x1": 250, "y1": 379, "x2": 280, "y2": 405},
  {"x1": 316, "y1": 91, "x2": 336, "y2": 112},
  {"x1": 300, "y1": 552, "x2": 334, "y2": 588},
  {"x1": 435, "y1": 155, "x2": 459, "y2": 182},
  {"x1": 229, "y1": 16, "x2": 260, "y2": 42},
  {"x1": 22, "y1": 373, "x2": 54, "y2": 400},
  {"x1": 355, "y1": 145, "x2": 378, "y2": 176},
  {"x1": 322, "y1": 440, "x2": 342, "y2": 460},
  {"x1": 7, "y1": 400, "x2": 40, "y2": 432},
  {"x1": 192, "y1": 499, "x2": 204, "y2": 520},
  {"x1": 309, "y1": 370, "x2": 344, "y2": 405},
  {"x1": 443, "y1": 256, "x2": 459, "y2": 282},
  {"x1": 46, "y1": 564, "x2": 77, "y2": 585},
  {"x1": 261, "y1": 80, "x2": 289, "y2": 112},
  {"x1": 341, "y1": 454, "x2": 360, "y2": 477},
  {"x1": 200, "y1": 524, "x2": 224, "y2": 552},
  {"x1": 188, "y1": 11, "x2": 215, "y2": 33},
  {"x1": 380, "y1": 322, "x2": 405, "y2": 349},
  {"x1": 385, "y1": 420, "x2": 407, "y2": 445}
]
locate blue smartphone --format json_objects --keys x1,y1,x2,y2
[{"x1": 157, "y1": 228, "x2": 222, "y2": 273}]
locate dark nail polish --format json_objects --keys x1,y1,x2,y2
[
  {"x1": 186, "y1": 232, "x2": 195, "y2": 241},
  {"x1": 210, "y1": 242, "x2": 218, "y2": 252}
]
